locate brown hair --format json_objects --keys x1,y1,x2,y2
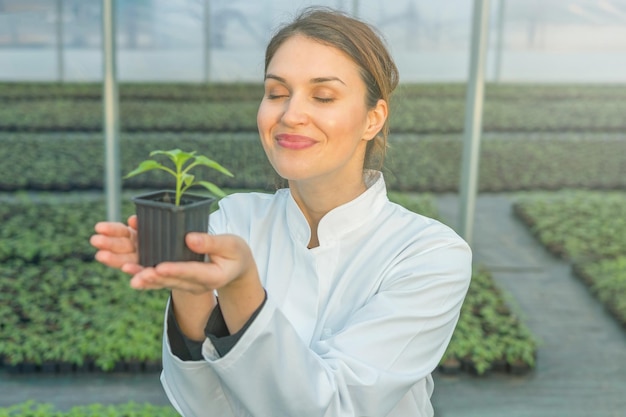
[{"x1": 264, "y1": 7, "x2": 399, "y2": 170}]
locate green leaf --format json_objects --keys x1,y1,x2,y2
[
  {"x1": 193, "y1": 155, "x2": 234, "y2": 177},
  {"x1": 123, "y1": 160, "x2": 164, "y2": 179},
  {"x1": 151, "y1": 149, "x2": 195, "y2": 169},
  {"x1": 182, "y1": 173, "x2": 194, "y2": 187},
  {"x1": 197, "y1": 181, "x2": 227, "y2": 198}
]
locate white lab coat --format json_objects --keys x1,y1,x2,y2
[{"x1": 161, "y1": 171, "x2": 472, "y2": 417}]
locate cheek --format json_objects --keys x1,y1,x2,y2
[
  {"x1": 327, "y1": 104, "x2": 369, "y2": 138},
  {"x1": 257, "y1": 102, "x2": 284, "y2": 142},
  {"x1": 256, "y1": 102, "x2": 269, "y2": 133}
]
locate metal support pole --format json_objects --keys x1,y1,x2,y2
[
  {"x1": 458, "y1": 0, "x2": 491, "y2": 245},
  {"x1": 203, "y1": 0, "x2": 211, "y2": 83},
  {"x1": 494, "y1": 0, "x2": 506, "y2": 82},
  {"x1": 102, "y1": 0, "x2": 121, "y2": 222},
  {"x1": 352, "y1": 0, "x2": 359, "y2": 17},
  {"x1": 56, "y1": 0, "x2": 64, "y2": 82}
]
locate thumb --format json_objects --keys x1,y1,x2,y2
[
  {"x1": 185, "y1": 232, "x2": 215, "y2": 255},
  {"x1": 186, "y1": 233, "x2": 245, "y2": 258}
]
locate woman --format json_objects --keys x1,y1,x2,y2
[{"x1": 91, "y1": 7, "x2": 471, "y2": 417}]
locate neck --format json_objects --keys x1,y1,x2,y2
[{"x1": 289, "y1": 172, "x2": 368, "y2": 248}]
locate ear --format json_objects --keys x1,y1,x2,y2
[{"x1": 363, "y1": 99, "x2": 388, "y2": 141}]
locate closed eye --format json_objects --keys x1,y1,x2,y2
[{"x1": 315, "y1": 97, "x2": 335, "y2": 103}]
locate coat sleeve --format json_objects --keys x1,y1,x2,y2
[
  {"x1": 160, "y1": 234, "x2": 472, "y2": 417},
  {"x1": 160, "y1": 298, "x2": 246, "y2": 417}
]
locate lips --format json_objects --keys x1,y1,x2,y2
[{"x1": 275, "y1": 133, "x2": 316, "y2": 150}]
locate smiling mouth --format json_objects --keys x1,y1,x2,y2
[{"x1": 275, "y1": 134, "x2": 316, "y2": 150}]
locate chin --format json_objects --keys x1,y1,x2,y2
[{"x1": 269, "y1": 161, "x2": 315, "y2": 182}]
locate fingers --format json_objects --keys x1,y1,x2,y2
[
  {"x1": 94, "y1": 250, "x2": 139, "y2": 270},
  {"x1": 91, "y1": 221, "x2": 136, "y2": 255},
  {"x1": 129, "y1": 264, "x2": 216, "y2": 294},
  {"x1": 126, "y1": 233, "x2": 255, "y2": 294},
  {"x1": 121, "y1": 263, "x2": 143, "y2": 276},
  {"x1": 185, "y1": 232, "x2": 245, "y2": 259},
  {"x1": 90, "y1": 221, "x2": 138, "y2": 269},
  {"x1": 89, "y1": 234, "x2": 136, "y2": 253},
  {"x1": 94, "y1": 221, "x2": 133, "y2": 238},
  {"x1": 154, "y1": 261, "x2": 224, "y2": 284}
]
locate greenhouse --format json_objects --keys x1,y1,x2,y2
[{"x1": 1, "y1": 1, "x2": 625, "y2": 416}]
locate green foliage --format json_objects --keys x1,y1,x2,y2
[
  {"x1": 1, "y1": 82, "x2": 625, "y2": 193},
  {"x1": 442, "y1": 268, "x2": 537, "y2": 375},
  {"x1": 0, "y1": 132, "x2": 624, "y2": 193},
  {"x1": 0, "y1": 401, "x2": 179, "y2": 417},
  {"x1": 0, "y1": 81, "x2": 264, "y2": 101},
  {"x1": 577, "y1": 257, "x2": 626, "y2": 325},
  {"x1": 0, "y1": 197, "x2": 134, "y2": 263},
  {"x1": 2, "y1": 83, "x2": 626, "y2": 133},
  {"x1": 0, "y1": 133, "x2": 275, "y2": 192},
  {"x1": 0, "y1": 259, "x2": 166, "y2": 370},
  {"x1": 513, "y1": 191, "x2": 626, "y2": 262},
  {"x1": 0, "y1": 197, "x2": 163, "y2": 370},
  {"x1": 514, "y1": 191, "x2": 626, "y2": 325},
  {"x1": 125, "y1": 149, "x2": 234, "y2": 205},
  {"x1": 0, "y1": 192, "x2": 537, "y2": 376}
]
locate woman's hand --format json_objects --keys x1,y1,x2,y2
[
  {"x1": 127, "y1": 233, "x2": 258, "y2": 294},
  {"x1": 128, "y1": 232, "x2": 265, "y2": 334},
  {"x1": 90, "y1": 215, "x2": 141, "y2": 273}
]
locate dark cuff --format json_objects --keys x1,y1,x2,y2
[
  {"x1": 166, "y1": 302, "x2": 204, "y2": 361},
  {"x1": 206, "y1": 291, "x2": 267, "y2": 357}
]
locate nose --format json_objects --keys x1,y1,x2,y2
[{"x1": 280, "y1": 93, "x2": 309, "y2": 127}]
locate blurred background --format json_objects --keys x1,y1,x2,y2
[{"x1": 1, "y1": 0, "x2": 625, "y2": 83}]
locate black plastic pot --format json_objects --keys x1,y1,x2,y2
[{"x1": 132, "y1": 190, "x2": 215, "y2": 267}]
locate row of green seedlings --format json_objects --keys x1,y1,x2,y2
[
  {"x1": 513, "y1": 190, "x2": 626, "y2": 327},
  {"x1": 439, "y1": 268, "x2": 537, "y2": 376},
  {"x1": 0, "y1": 401, "x2": 179, "y2": 417},
  {"x1": 2, "y1": 93, "x2": 626, "y2": 133},
  {"x1": 2, "y1": 82, "x2": 625, "y2": 101},
  {"x1": 1, "y1": 133, "x2": 625, "y2": 193},
  {"x1": 0, "y1": 193, "x2": 536, "y2": 374},
  {"x1": 0, "y1": 259, "x2": 166, "y2": 374}
]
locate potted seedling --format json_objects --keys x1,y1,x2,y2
[{"x1": 124, "y1": 149, "x2": 234, "y2": 267}]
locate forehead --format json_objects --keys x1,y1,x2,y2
[{"x1": 267, "y1": 35, "x2": 361, "y2": 79}]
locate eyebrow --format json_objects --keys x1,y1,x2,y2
[{"x1": 265, "y1": 74, "x2": 346, "y2": 86}]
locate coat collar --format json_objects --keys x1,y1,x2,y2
[{"x1": 285, "y1": 171, "x2": 388, "y2": 248}]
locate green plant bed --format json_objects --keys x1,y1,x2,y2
[
  {"x1": 3, "y1": 81, "x2": 626, "y2": 101},
  {"x1": 0, "y1": 100, "x2": 260, "y2": 133},
  {"x1": 513, "y1": 191, "x2": 626, "y2": 262},
  {"x1": 385, "y1": 133, "x2": 626, "y2": 192},
  {"x1": 0, "y1": 259, "x2": 167, "y2": 372},
  {"x1": 0, "y1": 133, "x2": 276, "y2": 192},
  {"x1": 439, "y1": 268, "x2": 537, "y2": 376},
  {"x1": 513, "y1": 191, "x2": 626, "y2": 326},
  {"x1": 574, "y1": 257, "x2": 626, "y2": 327},
  {"x1": 0, "y1": 197, "x2": 136, "y2": 263},
  {"x1": 2, "y1": 83, "x2": 626, "y2": 133},
  {"x1": 0, "y1": 401, "x2": 179, "y2": 417},
  {"x1": 0, "y1": 81, "x2": 265, "y2": 101},
  {"x1": 0, "y1": 191, "x2": 537, "y2": 376},
  {"x1": 1, "y1": 132, "x2": 625, "y2": 193}
]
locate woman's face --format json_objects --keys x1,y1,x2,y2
[{"x1": 257, "y1": 35, "x2": 386, "y2": 185}]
